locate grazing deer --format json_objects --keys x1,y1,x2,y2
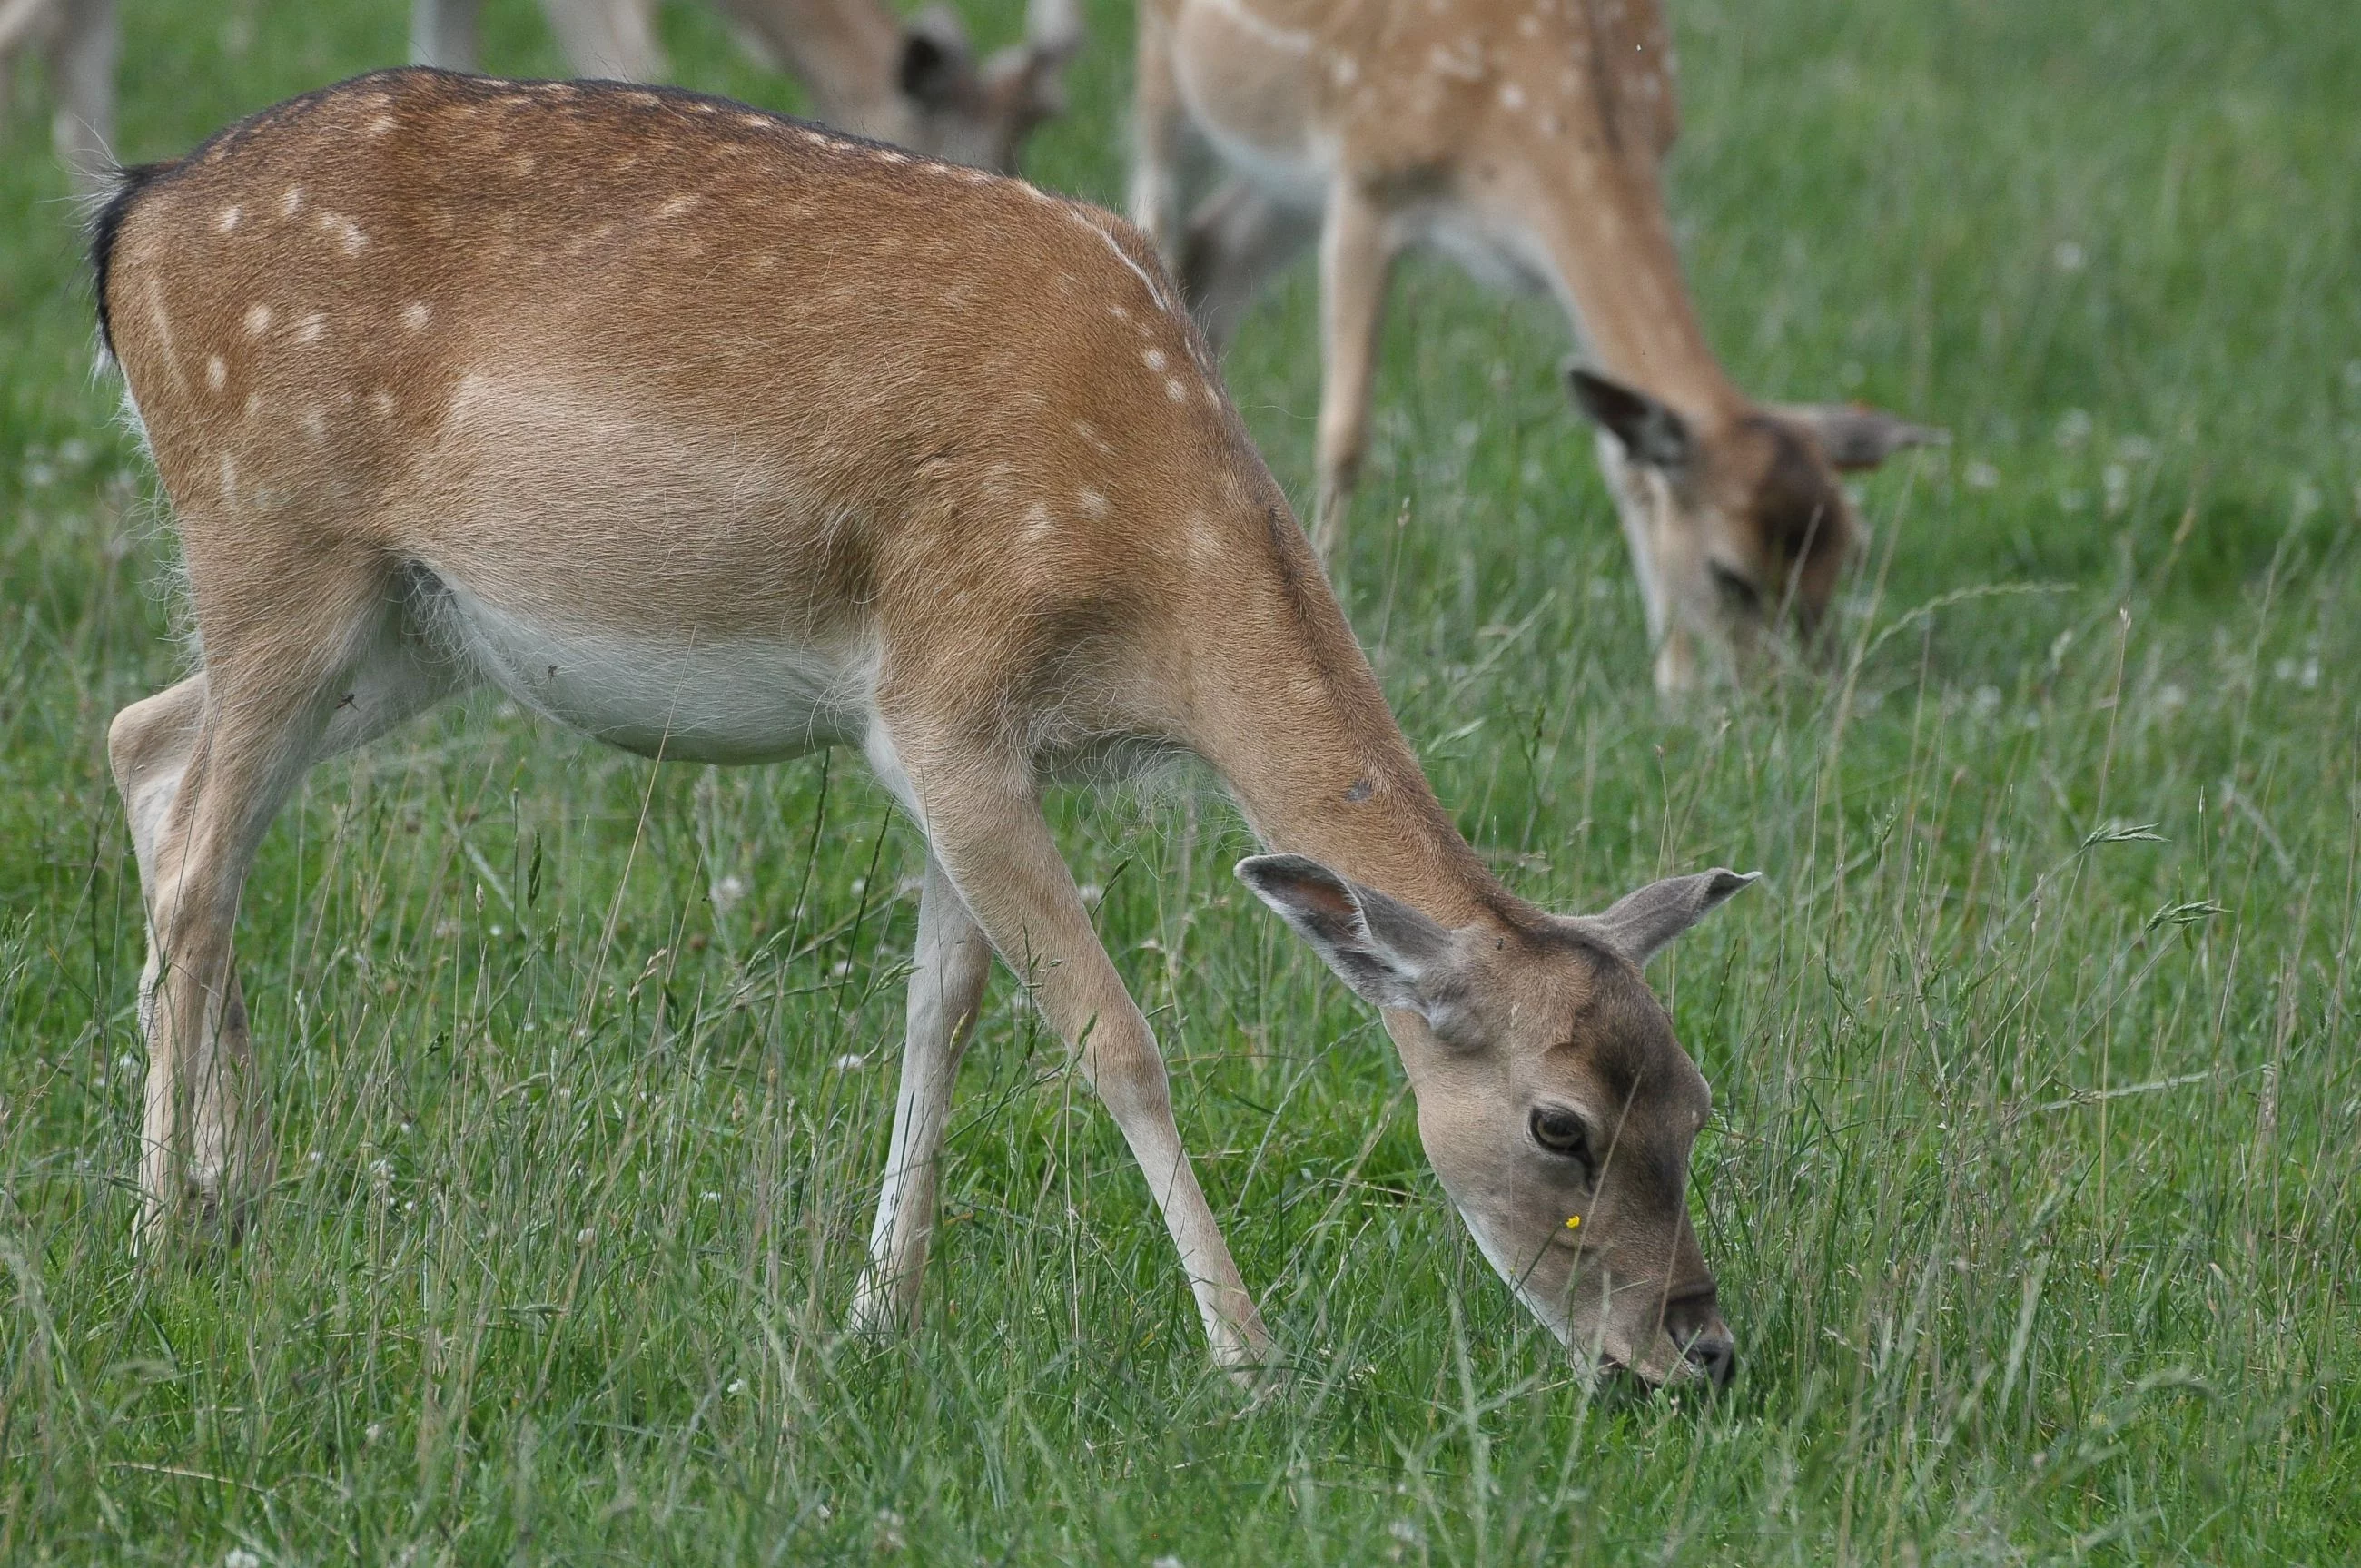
[
  {"x1": 413, "y1": 0, "x2": 1082, "y2": 172},
  {"x1": 1131, "y1": 0, "x2": 1941, "y2": 692},
  {"x1": 2, "y1": 0, "x2": 1075, "y2": 186},
  {"x1": 96, "y1": 68, "x2": 1753, "y2": 1385}
]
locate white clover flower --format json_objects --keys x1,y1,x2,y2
[
  {"x1": 1964, "y1": 460, "x2": 2000, "y2": 490},
  {"x1": 226, "y1": 1548, "x2": 261, "y2": 1568}
]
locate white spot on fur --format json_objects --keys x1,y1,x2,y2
[
  {"x1": 401, "y1": 301, "x2": 430, "y2": 331},
  {"x1": 740, "y1": 113, "x2": 769, "y2": 129},
  {"x1": 281, "y1": 186, "x2": 303, "y2": 216},
  {"x1": 244, "y1": 391, "x2": 262, "y2": 418},
  {"x1": 658, "y1": 194, "x2": 699, "y2": 218},
  {"x1": 366, "y1": 115, "x2": 396, "y2": 137},
  {"x1": 243, "y1": 303, "x2": 272, "y2": 334},
  {"x1": 217, "y1": 205, "x2": 242, "y2": 232},
  {"x1": 369, "y1": 390, "x2": 395, "y2": 418},
  {"x1": 1077, "y1": 488, "x2": 1111, "y2": 518},
  {"x1": 1500, "y1": 84, "x2": 1526, "y2": 109},
  {"x1": 1108, "y1": 303, "x2": 1131, "y2": 321},
  {"x1": 205, "y1": 355, "x2": 226, "y2": 390},
  {"x1": 1143, "y1": 348, "x2": 1167, "y2": 371},
  {"x1": 296, "y1": 313, "x2": 325, "y2": 344},
  {"x1": 1022, "y1": 502, "x2": 1055, "y2": 538},
  {"x1": 1165, "y1": 378, "x2": 1189, "y2": 402},
  {"x1": 318, "y1": 212, "x2": 366, "y2": 253},
  {"x1": 303, "y1": 408, "x2": 326, "y2": 438}
]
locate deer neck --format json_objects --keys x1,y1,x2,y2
[
  {"x1": 1185, "y1": 515, "x2": 1513, "y2": 931},
  {"x1": 1516, "y1": 154, "x2": 1746, "y2": 427}
]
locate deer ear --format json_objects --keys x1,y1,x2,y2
[
  {"x1": 1237, "y1": 854, "x2": 1465, "y2": 1028},
  {"x1": 1588, "y1": 869, "x2": 1759, "y2": 967},
  {"x1": 1777, "y1": 403, "x2": 1948, "y2": 471},
  {"x1": 898, "y1": 6, "x2": 975, "y2": 105},
  {"x1": 1566, "y1": 362, "x2": 1692, "y2": 471}
]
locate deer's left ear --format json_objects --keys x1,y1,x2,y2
[
  {"x1": 1777, "y1": 404, "x2": 1948, "y2": 471},
  {"x1": 1586, "y1": 869, "x2": 1759, "y2": 967},
  {"x1": 1237, "y1": 854, "x2": 1473, "y2": 1038},
  {"x1": 1566, "y1": 363, "x2": 1693, "y2": 471}
]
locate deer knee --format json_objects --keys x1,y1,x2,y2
[{"x1": 1086, "y1": 1031, "x2": 1172, "y2": 1119}]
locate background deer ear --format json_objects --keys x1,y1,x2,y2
[
  {"x1": 898, "y1": 6, "x2": 975, "y2": 106},
  {"x1": 1587, "y1": 869, "x2": 1759, "y2": 967},
  {"x1": 1776, "y1": 403, "x2": 1948, "y2": 470},
  {"x1": 1566, "y1": 362, "x2": 1693, "y2": 471},
  {"x1": 1236, "y1": 854, "x2": 1467, "y2": 1031}
]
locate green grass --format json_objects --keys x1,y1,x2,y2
[{"x1": 4, "y1": 0, "x2": 2358, "y2": 1560}]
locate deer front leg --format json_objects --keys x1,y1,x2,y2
[
  {"x1": 902, "y1": 751, "x2": 1275, "y2": 1377},
  {"x1": 851, "y1": 851, "x2": 993, "y2": 1336},
  {"x1": 1311, "y1": 179, "x2": 1395, "y2": 561}
]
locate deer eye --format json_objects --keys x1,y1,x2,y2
[{"x1": 1529, "y1": 1106, "x2": 1594, "y2": 1170}]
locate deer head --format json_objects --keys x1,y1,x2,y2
[
  {"x1": 1241, "y1": 856, "x2": 1756, "y2": 1386},
  {"x1": 891, "y1": 0, "x2": 1081, "y2": 172},
  {"x1": 1569, "y1": 367, "x2": 1944, "y2": 693}
]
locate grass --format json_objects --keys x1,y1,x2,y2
[{"x1": 3, "y1": 0, "x2": 2357, "y2": 1561}]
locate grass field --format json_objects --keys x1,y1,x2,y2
[{"x1": 4, "y1": 0, "x2": 2358, "y2": 1561}]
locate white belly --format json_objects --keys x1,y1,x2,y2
[{"x1": 431, "y1": 578, "x2": 874, "y2": 765}]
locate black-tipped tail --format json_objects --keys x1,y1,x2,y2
[{"x1": 90, "y1": 162, "x2": 173, "y2": 358}]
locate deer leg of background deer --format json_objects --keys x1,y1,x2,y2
[
  {"x1": 410, "y1": 0, "x2": 481, "y2": 69},
  {"x1": 850, "y1": 850, "x2": 993, "y2": 1336},
  {"x1": 1180, "y1": 179, "x2": 1319, "y2": 354},
  {"x1": 536, "y1": 0, "x2": 665, "y2": 81},
  {"x1": 47, "y1": 0, "x2": 113, "y2": 189},
  {"x1": 1311, "y1": 179, "x2": 1394, "y2": 561},
  {"x1": 897, "y1": 748, "x2": 1276, "y2": 1376},
  {"x1": 1128, "y1": 5, "x2": 1188, "y2": 256}
]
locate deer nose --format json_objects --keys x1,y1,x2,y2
[
  {"x1": 1684, "y1": 1326, "x2": 1736, "y2": 1388},
  {"x1": 1662, "y1": 1287, "x2": 1735, "y2": 1389}
]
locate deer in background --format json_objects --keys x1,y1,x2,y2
[
  {"x1": 413, "y1": 0, "x2": 1081, "y2": 171},
  {"x1": 3, "y1": 0, "x2": 1076, "y2": 185},
  {"x1": 97, "y1": 68, "x2": 1753, "y2": 1386},
  {"x1": 1131, "y1": 0, "x2": 1943, "y2": 693}
]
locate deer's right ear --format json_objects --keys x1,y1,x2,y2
[
  {"x1": 1566, "y1": 362, "x2": 1693, "y2": 472},
  {"x1": 1237, "y1": 855, "x2": 1468, "y2": 1031},
  {"x1": 898, "y1": 6, "x2": 975, "y2": 105}
]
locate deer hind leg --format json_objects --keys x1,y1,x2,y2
[
  {"x1": 1178, "y1": 178, "x2": 1319, "y2": 354},
  {"x1": 850, "y1": 851, "x2": 993, "y2": 1336},
  {"x1": 881, "y1": 735, "x2": 1274, "y2": 1376},
  {"x1": 114, "y1": 553, "x2": 463, "y2": 1246},
  {"x1": 536, "y1": 0, "x2": 665, "y2": 80}
]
